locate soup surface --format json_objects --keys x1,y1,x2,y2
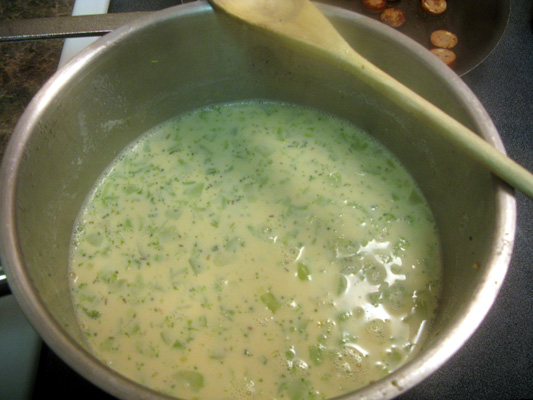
[{"x1": 70, "y1": 101, "x2": 442, "y2": 400}]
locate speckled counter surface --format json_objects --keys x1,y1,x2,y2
[
  {"x1": 1, "y1": 0, "x2": 532, "y2": 399},
  {"x1": 0, "y1": 1, "x2": 75, "y2": 158}
]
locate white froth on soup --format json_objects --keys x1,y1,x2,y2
[{"x1": 69, "y1": 101, "x2": 442, "y2": 399}]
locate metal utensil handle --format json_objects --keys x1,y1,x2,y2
[{"x1": 0, "y1": 12, "x2": 149, "y2": 42}]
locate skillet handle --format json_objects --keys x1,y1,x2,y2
[{"x1": 0, "y1": 12, "x2": 148, "y2": 42}]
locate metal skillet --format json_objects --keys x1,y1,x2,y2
[{"x1": 319, "y1": 0, "x2": 511, "y2": 76}]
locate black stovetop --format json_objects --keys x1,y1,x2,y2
[{"x1": 27, "y1": 0, "x2": 533, "y2": 399}]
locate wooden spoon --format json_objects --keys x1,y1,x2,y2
[{"x1": 209, "y1": 0, "x2": 533, "y2": 199}]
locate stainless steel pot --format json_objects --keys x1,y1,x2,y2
[{"x1": 0, "y1": 2, "x2": 515, "y2": 399}]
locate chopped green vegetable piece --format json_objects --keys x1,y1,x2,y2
[
  {"x1": 314, "y1": 195, "x2": 332, "y2": 206},
  {"x1": 123, "y1": 184, "x2": 140, "y2": 194},
  {"x1": 165, "y1": 209, "x2": 182, "y2": 219},
  {"x1": 337, "y1": 274, "x2": 348, "y2": 295},
  {"x1": 174, "y1": 370, "x2": 205, "y2": 392},
  {"x1": 326, "y1": 171, "x2": 342, "y2": 187},
  {"x1": 260, "y1": 292, "x2": 282, "y2": 313},
  {"x1": 308, "y1": 344, "x2": 324, "y2": 365},
  {"x1": 183, "y1": 182, "x2": 204, "y2": 198},
  {"x1": 173, "y1": 340, "x2": 185, "y2": 350},
  {"x1": 188, "y1": 257, "x2": 204, "y2": 275},
  {"x1": 336, "y1": 310, "x2": 352, "y2": 323},
  {"x1": 382, "y1": 282, "x2": 410, "y2": 312},
  {"x1": 279, "y1": 378, "x2": 315, "y2": 400},
  {"x1": 86, "y1": 232, "x2": 103, "y2": 247},
  {"x1": 363, "y1": 263, "x2": 387, "y2": 285},
  {"x1": 409, "y1": 189, "x2": 423, "y2": 204},
  {"x1": 82, "y1": 308, "x2": 101, "y2": 319},
  {"x1": 99, "y1": 337, "x2": 118, "y2": 352},
  {"x1": 297, "y1": 263, "x2": 311, "y2": 281}
]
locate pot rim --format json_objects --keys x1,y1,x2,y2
[{"x1": 0, "y1": 2, "x2": 516, "y2": 399}]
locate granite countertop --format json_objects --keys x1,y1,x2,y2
[{"x1": 0, "y1": 0, "x2": 75, "y2": 159}]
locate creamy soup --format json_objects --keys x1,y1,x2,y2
[{"x1": 70, "y1": 101, "x2": 442, "y2": 400}]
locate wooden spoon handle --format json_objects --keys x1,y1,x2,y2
[{"x1": 335, "y1": 48, "x2": 533, "y2": 199}]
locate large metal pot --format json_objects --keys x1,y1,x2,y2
[{"x1": 0, "y1": 2, "x2": 515, "y2": 399}]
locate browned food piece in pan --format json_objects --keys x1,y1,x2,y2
[
  {"x1": 430, "y1": 48, "x2": 456, "y2": 67},
  {"x1": 380, "y1": 8, "x2": 406, "y2": 28},
  {"x1": 421, "y1": 0, "x2": 447, "y2": 15},
  {"x1": 361, "y1": 0, "x2": 387, "y2": 14},
  {"x1": 430, "y1": 30, "x2": 458, "y2": 49}
]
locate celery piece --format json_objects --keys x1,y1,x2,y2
[
  {"x1": 81, "y1": 307, "x2": 101, "y2": 319},
  {"x1": 172, "y1": 340, "x2": 185, "y2": 350},
  {"x1": 334, "y1": 238, "x2": 359, "y2": 259},
  {"x1": 183, "y1": 182, "x2": 204, "y2": 198},
  {"x1": 386, "y1": 348, "x2": 404, "y2": 366},
  {"x1": 123, "y1": 184, "x2": 140, "y2": 194},
  {"x1": 285, "y1": 347, "x2": 296, "y2": 360},
  {"x1": 247, "y1": 224, "x2": 275, "y2": 243},
  {"x1": 98, "y1": 269, "x2": 118, "y2": 284},
  {"x1": 160, "y1": 331, "x2": 172, "y2": 346},
  {"x1": 174, "y1": 370, "x2": 205, "y2": 392},
  {"x1": 337, "y1": 274, "x2": 348, "y2": 295},
  {"x1": 208, "y1": 348, "x2": 226, "y2": 360},
  {"x1": 297, "y1": 263, "x2": 310, "y2": 281},
  {"x1": 260, "y1": 292, "x2": 282, "y2": 313},
  {"x1": 188, "y1": 257, "x2": 204, "y2": 275},
  {"x1": 308, "y1": 344, "x2": 323, "y2": 365},
  {"x1": 382, "y1": 282, "x2": 410, "y2": 312},
  {"x1": 363, "y1": 263, "x2": 387, "y2": 285},
  {"x1": 393, "y1": 237, "x2": 410, "y2": 254},
  {"x1": 336, "y1": 310, "x2": 352, "y2": 323},
  {"x1": 314, "y1": 195, "x2": 332, "y2": 206},
  {"x1": 160, "y1": 331, "x2": 185, "y2": 350},
  {"x1": 409, "y1": 189, "x2": 423, "y2": 205},
  {"x1": 325, "y1": 171, "x2": 342, "y2": 187},
  {"x1": 279, "y1": 378, "x2": 315, "y2": 400},
  {"x1": 382, "y1": 213, "x2": 397, "y2": 223},
  {"x1": 86, "y1": 232, "x2": 103, "y2": 247},
  {"x1": 367, "y1": 291, "x2": 382, "y2": 307},
  {"x1": 99, "y1": 337, "x2": 118, "y2": 352},
  {"x1": 123, "y1": 320, "x2": 140, "y2": 337},
  {"x1": 223, "y1": 236, "x2": 243, "y2": 252},
  {"x1": 165, "y1": 209, "x2": 182, "y2": 220}
]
